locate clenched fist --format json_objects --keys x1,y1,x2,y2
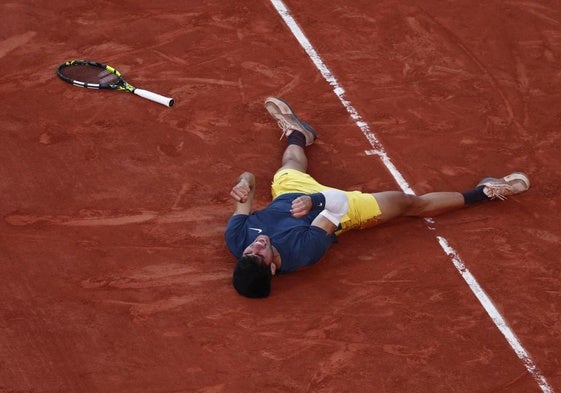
[{"x1": 290, "y1": 195, "x2": 312, "y2": 218}]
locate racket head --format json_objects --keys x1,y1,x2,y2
[{"x1": 56, "y1": 60, "x2": 132, "y2": 91}]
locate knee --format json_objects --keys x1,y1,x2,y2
[
  {"x1": 374, "y1": 191, "x2": 430, "y2": 221},
  {"x1": 401, "y1": 194, "x2": 429, "y2": 217}
]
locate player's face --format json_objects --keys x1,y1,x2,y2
[{"x1": 242, "y1": 235, "x2": 274, "y2": 265}]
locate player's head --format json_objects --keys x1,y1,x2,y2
[
  {"x1": 241, "y1": 235, "x2": 275, "y2": 265},
  {"x1": 232, "y1": 254, "x2": 272, "y2": 298}
]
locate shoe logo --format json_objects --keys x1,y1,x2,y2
[{"x1": 249, "y1": 227, "x2": 263, "y2": 234}]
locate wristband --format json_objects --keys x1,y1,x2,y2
[{"x1": 309, "y1": 193, "x2": 326, "y2": 210}]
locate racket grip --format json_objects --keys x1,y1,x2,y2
[{"x1": 134, "y1": 88, "x2": 174, "y2": 107}]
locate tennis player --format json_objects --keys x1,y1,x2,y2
[{"x1": 226, "y1": 97, "x2": 530, "y2": 298}]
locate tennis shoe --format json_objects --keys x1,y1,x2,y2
[
  {"x1": 264, "y1": 97, "x2": 317, "y2": 146},
  {"x1": 477, "y1": 172, "x2": 530, "y2": 200}
]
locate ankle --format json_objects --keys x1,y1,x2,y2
[
  {"x1": 287, "y1": 131, "x2": 306, "y2": 147},
  {"x1": 462, "y1": 185, "x2": 490, "y2": 204}
]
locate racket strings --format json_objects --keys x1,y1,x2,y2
[
  {"x1": 99, "y1": 70, "x2": 118, "y2": 84},
  {"x1": 60, "y1": 65, "x2": 119, "y2": 85}
]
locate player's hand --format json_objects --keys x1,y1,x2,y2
[
  {"x1": 230, "y1": 179, "x2": 251, "y2": 203},
  {"x1": 291, "y1": 195, "x2": 312, "y2": 218},
  {"x1": 230, "y1": 172, "x2": 255, "y2": 204}
]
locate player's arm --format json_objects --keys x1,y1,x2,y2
[
  {"x1": 230, "y1": 172, "x2": 255, "y2": 216},
  {"x1": 291, "y1": 189, "x2": 349, "y2": 235}
]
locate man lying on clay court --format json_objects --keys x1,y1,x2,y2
[{"x1": 225, "y1": 97, "x2": 530, "y2": 298}]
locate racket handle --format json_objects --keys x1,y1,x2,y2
[{"x1": 134, "y1": 88, "x2": 174, "y2": 107}]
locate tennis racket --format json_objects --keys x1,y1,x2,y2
[{"x1": 56, "y1": 60, "x2": 174, "y2": 107}]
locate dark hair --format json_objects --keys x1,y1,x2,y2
[{"x1": 232, "y1": 255, "x2": 272, "y2": 298}]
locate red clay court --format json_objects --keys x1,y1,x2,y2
[{"x1": 1, "y1": 1, "x2": 560, "y2": 392}]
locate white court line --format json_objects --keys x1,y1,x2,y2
[{"x1": 270, "y1": 1, "x2": 554, "y2": 392}]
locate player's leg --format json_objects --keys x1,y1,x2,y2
[
  {"x1": 373, "y1": 191, "x2": 464, "y2": 223},
  {"x1": 373, "y1": 172, "x2": 530, "y2": 224},
  {"x1": 279, "y1": 144, "x2": 308, "y2": 172}
]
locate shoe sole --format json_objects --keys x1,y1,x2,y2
[
  {"x1": 478, "y1": 171, "x2": 530, "y2": 190},
  {"x1": 264, "y1": 97, "x2": 317, "y2": 143},
  {"x1": 504, "y1": 172, "x2": 530, "y2": 189}
]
